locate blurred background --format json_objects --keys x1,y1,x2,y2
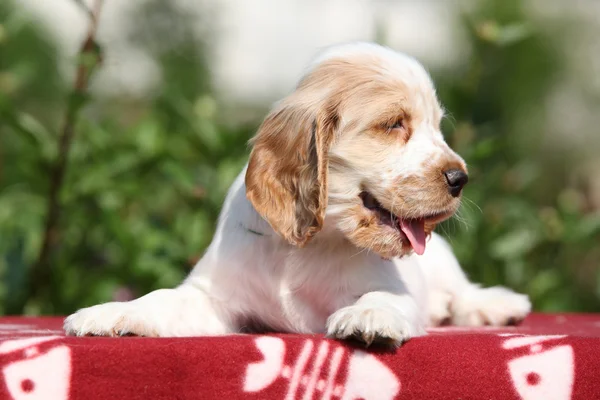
[{"x1": 1, "y1": 0, "x2": 599, "y2": 315}]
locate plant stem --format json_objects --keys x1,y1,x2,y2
[{"x1": 30, "y1": 0, "x2": 104, "y2": 305}]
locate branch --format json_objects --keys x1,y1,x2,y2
[{"x1": 30, "y1": 0, "x2": 104, "y2": 303}]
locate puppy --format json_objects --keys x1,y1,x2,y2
[{"x1": 64, "y1": 42, "x2": 531, "y2": 346}]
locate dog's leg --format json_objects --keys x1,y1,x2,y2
[
  {"x1": 325, "y1": 291, "x2": 426, "y2": 347},
  {"x1": 449, "y1": 285, "x2": 532, "y2": 326},
  {"x1": 63, "y1": 285, "x2": 232, "y2": 337},
  {"x1": 418, "y1": 232, "x2": 531, "y2": 327}
]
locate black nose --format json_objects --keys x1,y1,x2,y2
[{"x1": 444, "y1": 169, "x2": 468, "y2": 197}]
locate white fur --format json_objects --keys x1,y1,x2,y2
[
  {"x1": 64, "y1": 43, "x2": 531, "y2": 344},
  {"x1": 64, "y1": 170, "x2": 530, "y2": 341}
]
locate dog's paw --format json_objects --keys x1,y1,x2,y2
[
  {"x1": 64, "y1": 287, "x2": 232, "y2": 337},
  {"x1": 64, "y1": 302, "x2": 159, "y2": 337},
  {"x1": 427, "y1": 290, "x2": 453, "y2": 326},
  {"x1": 451, "y1": 286, "x2": 531, "y2": 327},
  {"x1": 326, "y1": 305, "x2": 425, "y2": 347}
]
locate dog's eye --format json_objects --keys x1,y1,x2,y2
[
  {"x1": 391, "y1": 120, "x2": 404, "y2": 130},
  {"x1": 387, "y1": 118, "x2": 411, "y2": 142}
]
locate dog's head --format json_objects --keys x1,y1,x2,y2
[{"x1": 246, "y1": 42, "x2": 467, "y2": 258}]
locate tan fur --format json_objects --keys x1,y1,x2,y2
[
  {"x1": 247, "y1": 44, "x2": 466, "y2": 257},
  {"x1": 245, "y1": 87, "x2": 339, "y2": 246},
  {"x1": 64, "y1": 43, "x2": 531, "y2": 345}
]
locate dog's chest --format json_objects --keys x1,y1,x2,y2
[{"x1": 275, "y1": 246, "x2": 385, "y2": 328}]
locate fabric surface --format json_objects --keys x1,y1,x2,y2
[{"x1": 0, "y1": 314, "x2": 599, "y2": 400}]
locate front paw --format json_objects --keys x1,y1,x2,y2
[
  {"x1": 326, "y1": 305, "x2": 425, "y2": 347},
  {"x1": 64, "y1": 302, "x2": 158, "y2": 337},
  {"x1": 451, "y1": 286, "x2": 532, "y2": 327}
]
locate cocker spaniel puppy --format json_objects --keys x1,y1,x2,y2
[{"x1": 65, "y1": 42, "x2": 531, "y2": 346}]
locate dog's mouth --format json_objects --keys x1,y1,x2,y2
[{"x1": 359, "y1": 191, "x2": 452, "y2": 255}]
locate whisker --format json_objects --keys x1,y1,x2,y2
[
  {"x1": 462, "y1": 196, "x2": 483, "y2": 215},
  {"x1": 452, "y1": 207, "x2": 471, "y2": 231},
  {"x1": 443, "y1": 111, "x2": 457, "y2": 130},
  {"x1": 439, "y1": 223, "x2": 454, "y2": 246}
]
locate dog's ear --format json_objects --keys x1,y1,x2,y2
[{"x1": 245, "y1": 94, "x2": 339, "y2": 247}]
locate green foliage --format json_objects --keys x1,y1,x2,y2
[
  {"x1": 433, "y1": 1, "x2": 600, "y2": 312},
  {"x1": 0, "y1": 0, "x2": 255, "y2": 314},
  {"x1": 0, "y1": 0, "x2": 598, "y2": 315}
]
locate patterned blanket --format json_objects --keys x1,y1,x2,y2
[{"x1": 0, "y1": 314, "x2": 599, "y2": 400}]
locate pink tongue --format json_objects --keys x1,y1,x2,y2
[{"x1": 399, "y1": 219, "x2": 427, "y2": 255}]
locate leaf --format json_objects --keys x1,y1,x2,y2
[
  {"x1": 505, "y1": 258, "x2": 526, "y2": 287},
  {"x1": 496, "y1": 23, "x2": 532, "y2": 46},
  {"x1": 476, "y1": 21, "x2": 532, "y2": 46},
  {"x1": 470, "y1": 137, "x2": 499, "y2": 160},
  {"x1": 0, "y1": 102, "x2": 56, "y2": 160},
  {"x1": 490, "y1": 228, "x2": 539, "y2": 260},
  {"x1": 572, "y1": 213, "x2": 600, "y2": 241},
  {"x1": 135, "y1": 119, "x2": 163, "y2": 156},
  {"x1": 161, "y1": 161, "x2": 196, "y2": 192},
  {"x1": 528, "y1": 269, "x2": 561, "y2": 300}
]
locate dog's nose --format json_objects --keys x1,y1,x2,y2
[{"x1": 444, "y1": 169, "x2": 468, "y2": 197}]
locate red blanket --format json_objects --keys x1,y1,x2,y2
[{"x1": 0, "y1": 314, "x2": 598, "y2": 400}]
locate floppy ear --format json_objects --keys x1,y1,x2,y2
[{"x1": 245, "y1": 96, "x2": 339, "y2": 247}]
